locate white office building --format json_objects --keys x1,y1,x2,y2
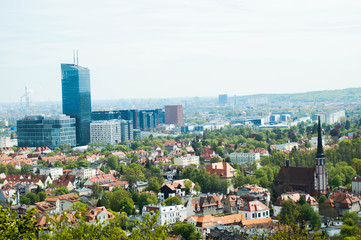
[
  {"x1": 90, "y1": 120, "x2": 122, "y2": 145},
  {"x1": 142, "y1": 204, "x2": 187, "y2": 225},
  {"x1": 230, "y1": 152, "x2": 260, "y2": 164}
]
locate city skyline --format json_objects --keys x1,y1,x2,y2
[{"x1": 1, "y1": 0, "x2": 361, "y2": 103}]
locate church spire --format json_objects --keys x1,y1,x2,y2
[{"x1": 316, "y1": 116, "x2": 325, "y2": 158}]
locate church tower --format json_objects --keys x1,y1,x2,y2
[{"x1": 314, "y1": 116, "x2": 328, "y2": 195}]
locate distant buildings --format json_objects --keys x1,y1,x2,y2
[
  {"x1": 312, "y1": 110, "x2": 345, "y2": 125},
  {"x1": 218, "y1": 94, "x2": 227, "y2": 105},
  {"x1": 229, "y1": 152, "x2": 260, "y2": 164},
  {"x1": 61, "y1": 63, "x2": 92, "y2": 146},
  {"x1": 90, "y1": 119, "x2": 134, "y2": 145},
  {"x1": 17, "y1": 115, "x2": 76, "y2": 149},
  {"x1": 91, "y1": 109, "x2": 164, "y2": 131},
  {"x1": 165, "y1": 105, "x2": 183, "y2": 125},
  {"x1": 0, "y1": 136, "x2": 10, "y2": 148}
]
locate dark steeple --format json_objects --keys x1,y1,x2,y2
[{"x1": 316, "y1": 116, "x2": 325, "y2": 158}]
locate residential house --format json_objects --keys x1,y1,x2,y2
[
  {"x1": 323, "y1": 191, "x2": 360, "y2": 216},
  {"x1": 52, "y1": 179, "x2": 74, "y2": 192},
  {"x1": 159, "y1": 179, "x2": 195, "y2": 201},
  {"x1": 352, "y1": 177, "x2": 361, "y2": 195},
  {"x1": 221, "y1": 195, "x2": 244, "y2": 214},
  {"x1": 239, "y1": 200, "x2": 270, "y2": 220},
  {"x1": 84, "y1": 174, "x2": 116, "y2": 188},
  {"x1": 273, "y1": 192, "x2": 319, "y2": 217},
  {"x1": 206, "y1": 162, "x2": 236, "y2": 180},
  {"x1": 233, "y1": 184, "x2": 271, "y2": 206},
  {"x1": 86, "y1": 206, "x2": 114, "y2": 224},
  {"x1": 185, "y1": 194, "x2": 223, "y2": 216}
]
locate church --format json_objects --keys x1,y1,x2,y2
[{"x1": 273, "y1": 116, "x2": 328, "y2": 197}]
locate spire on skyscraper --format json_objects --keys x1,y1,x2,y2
[{"x1": 316, "y1": 116, "x2": 325, "y2": 158}]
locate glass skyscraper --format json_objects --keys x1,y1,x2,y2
[
  {"x1": 17, "y1": 115, "x2": 76, "y2": 149},
  {"x1": 61, "y1": 64, "x2": 92, "y2": 146}
]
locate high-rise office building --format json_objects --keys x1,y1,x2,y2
[
  {"x1": 61, "y1": 64, "x2": 92, "y2": 146},
  {"x1": 17, "y1": 115, "x2": 76, "y2": 149},
  {"x1": 165, "y1": 105, "x2": 183, "y2": 125},
  {"x1": 218, "y1": 94, "x2": 228, "y2": 105}
]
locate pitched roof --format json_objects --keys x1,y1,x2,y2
[
  {"x1": 239, "y1": 200, "x2": 269, "y2": 212},
  {"x1": 206, "y1": 162, "x2": 235, "y2": 178},
  {"x1": 274, "y1": 166, "x2": 315, "y2": 186}
]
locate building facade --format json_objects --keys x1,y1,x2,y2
[
  {"x1": 61, "y1": 63, "x2": 92, "y2": 146},
  {"x1": 90, "y1": 120, "x2": 122, "y2": 145},
  {"x1": 142, "y1": 204, "x2": 187, "y2": 225},
  {"x1": 17, "y1": 115, "x2": 76, "y2": 149},
  {"x1": 165, "y1": 105, "x2": 183, "y2": 125},
  {"x1": 229, "y1": 152, "x2": 260, "y2": 164}
]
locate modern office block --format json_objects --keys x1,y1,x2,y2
[
  {"x1": 165, "y1": 105, "x2": 183, "y2": 125},
  {"x1": 17, "y1": 115, "x2": 76, "y2": 149},
  {"x1": 61, "y1": 63, "x2": 92, "y2": 146},
  {"x1": 90, "y1": 120, "x2": 122, "y2": 145}
]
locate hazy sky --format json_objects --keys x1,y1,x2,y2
[{"x1": 1, "y1": 0, "x2": 361, "y2": 103}]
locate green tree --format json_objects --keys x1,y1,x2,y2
[
  {"x1": 146, "y1": 177, "x2": 162, "y2": 193},
  {"x1": 53, "y1": 186, "x2": 70, "y2": 196},
  {"x1": 25, "y1": 192, "x2": 39, "y2": 204},
  {"x1": 21, "y1": 163, "x2": 31, "y2": 174},
  {"x1": 0, "y1": 163, "x2": 8, "y2": 175},
  {"x1": 38, "y1": 191, "x2": 47, "y2": 201},
  {"x1": 107, "y1": 154, "x2": 119, "y2": 170},
  {"x1": 164, "y1": 196, "x2": 182, "y2": 206},
  {"x1": 138, "y1": 193, "x2": 158, "y2": 213},
  {"x1": 172, "y1": 221, "x2": 201, "y2": 240},
  {"x1": 310, "y1": 212, "x2": 321, "y2": 230},
  {"x1": 92, "y1": 183, "x2": 103, "y2": 199},
  {"x1": 279, "y1": 199, "x2": 299, "y2": 224}
]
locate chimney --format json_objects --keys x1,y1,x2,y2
[{"x1": 286, "y1": 159, "x2": 289, "y2": 168}]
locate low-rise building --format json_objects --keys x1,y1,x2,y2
[
  {"x1": 86, "y1": 206, "x2": 114, "y2": 224},
  {"x1": 233, "y1": 184, "x2": 271, "y2": 206},
  {"x1": 174, "y1": 156, "x2": 199, "y2": 166},
  {"x1": 72, "y1": 168, "x2": 97, "y2": 180},
  {"x1": 206, "y1": 162, "x2": 236, "y2": 180},
  {"x1": 273, "y1": 192, "x2": 319, "y2": 217},
  {"x1": 239, "y1": 200, "x2": 270, "y2": 220},
  {"x1": 39, "y1": 167, "x2": 63, "y2": 180},
  {"x1": 142, "y1": 204, "x2": 187, "y2": 225},
  {"x1": 229, "y1": 152, "x2": 260, "y2": 164},
  {"x1": 185, "y1": 194, "x2": 223, "y2": 216}
]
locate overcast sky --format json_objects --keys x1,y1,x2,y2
[{"x1": 1, "y1": 0, "x2": 361, "y2": 103}]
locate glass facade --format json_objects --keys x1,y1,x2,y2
[
  {"x1": 17, "y1": 115, "x2": 76, "y2": 149},
  {"x1": 61, "y1": 64, "x2": 91, "y2": 146}
]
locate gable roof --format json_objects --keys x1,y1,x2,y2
[
  {"x1": 274, "y1": 166, "x2": 315, "y2": 186},
  {"x1": 206, "y1": 162, "x2": 235, "y2": 178}
]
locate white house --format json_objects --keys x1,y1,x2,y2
[
  {"x1": 239, "y1": 200, "x2": 270, "y2": 220},
  {"x1": 72, "y1": 168, "x2": 97, "y2": 180},
  {"x1": 142, "y1": 204, "x2": 187, "y2": 225}
]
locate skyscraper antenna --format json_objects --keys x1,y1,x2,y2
[
  {"x1": 77, "y1": 50, "x2": 79, "y2": 65},
  {"x1": 73, "y1": 50, "x2": 75, "y2": 65}
]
